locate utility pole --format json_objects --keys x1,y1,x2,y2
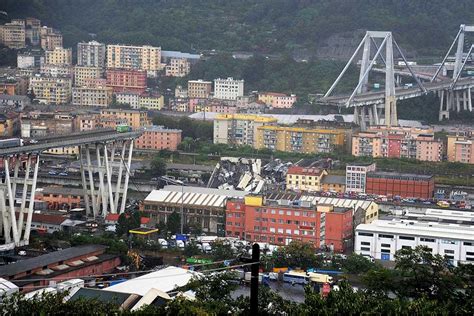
[
  {"x1": 180, "y1": 183, "x2": 184, "y2": 234},
  {"x1": 250, "y1": 243, "x2": 260, "y2": 315}
]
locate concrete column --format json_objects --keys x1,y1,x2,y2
[
  {"x1": 0, "y1": 189, "x2": 11, "y2": 243},
  {"x1": 373, "y1": 104, "x2": 379, "y2": 125},
  {"x1": 96, "y1": 145, "x2": 108, "y2": 215},
  {"x1": 385, "y1": 33, "x2": 396, "y2": 127},
  {"x1": 79, "y1": 146, "x2": 91, "y2": 215},
  {"x1": 11, "y1": 158, "x2": 20, "y2": 201},
  {"x1": 456, "y1": 91, "x2": 461, "y2": 112},
  {"x1": 358, "y1": 36, "x2": 371, "y2": 94},
  {"x1": 4, "y1": 159, "x2": 19, "y2": 245},
  {"x1": 469, "y1": 87, "x2": 472, "y2": 111},
  {"x1": 114, "y1": 142, "x2": 126, "y2": 214},
  {"x1": 85, "y1": 145, "x2": 98, "y2": 217},
  {"x1": 17, "y1": 155, "x2": 31, "y2": 236},
  {"x1": 368, "y1": 105, "x2": 374, "y2": 126},
  {"x1": 120, "y1": 140, "x2": 134, "y2": 213},
  {"x1": 463, "y1": 90, "x2": 468, "y2": 111},
  {"x1": 23, "y1": 155, "x2": 39, "y2": 243},
  {"x1": 103, "y1": 144, "x2": 115, "y2": 215}
]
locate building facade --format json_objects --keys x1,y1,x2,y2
[
  {"x1": 135, "y1": 125, "x2": 182, "y2": 151},
  {"x1": 365, "y1": 172, "x2": 435, "y2": 199},
  {"x1": 225, "y1": 195, "x2": 354, "y2": 252},
  {"x1": 255, "y1": 125, "x2": 346, "y2": 153},
  {"x1": 74, "y1": 66, "x2": 103, "y2": 87},
  {"x1": 447, "y1": 132, "x2": 474, "y2": 164},
  {"x1": 77, "y1": 41, "x2": 106, "y2": 68},
  {"x1": 188, "y1": 80, "x2": 212, "y2": 99},
  {"x1": 142, "y1": 186, "x2": 248, "y2": 235},
  {"x1": 29, "y1": 75, "x2": 72, "y2": 105},
  {"x1": 100, "y1": 109, "x2": 149, "y2": 129},
  {"x1": 72, "y1": 85, "x2": 113, "y2": 107},
  {"x1": 286, "y1": 167, "x2": 328, "y2": 192},
  {"x1": 352, "y1": 126, "x2": 443, "y2": 162},
  {"x1": 258, "y1": 92, "x2": 297, "y2": 109},
  {"x1": 355, "y1": 219, "x2": 474, "y2": 265},
  {"x1": 105, "y1": 69, "x2": 147, "y2": 94},
  {"x1": 345, "y1": 163, "x2": 377, "y2": 193},
  {"x1": 40, "y1": 26, "x2": 63, "y2": 50},
  {"x1": 165, "y1": 58, "x2": 190, "y2": 77},
  {"x1": 44, "y1": 47, "x2": 72, "y2": 66},
  {"x1": 0, "y1": 20, "x2": 26, "y2": 49},
  {"x1": 40, "y1": 64, "x2": 73, "y2": 77},
  {"x1": 115, "y1": 92, "x2": 140, "y2": 108},
  {"x1": 214, "y1": 77, "x2": 244, "y2": 100},
  {"x1": 213, "y1": 114, "x2": 277, "y2": 146},
  {"x1": 106, "y1": 45, "x2": 165, "y2": 76},
  {"x1": 139, "y1": 94, "x2": 164, "y2": 110}
]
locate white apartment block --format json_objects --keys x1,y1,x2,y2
[
  {"x1": 345, "y1": 163, "x2": 376, "y2": 193},
  {"x1": 77, "y1": 41, "x2": 106, "y2": 68},
  {"x1": 74, "y1": 66, "x2": 103, "y2": 87},
  {"x1": 116, "y1": 92, "x2": 140, "y2": 109},
  {"x1": 214, "y1": 77, "x2": 244, "y2": 100},
  {"x1": 355, "y1": 219, "x2": 474, "y2": 266},
  {"x1": 44, "y1": 47, "x2": 72, "y2": 66},
  {"x1": 40, "y1": 64, "x2": 73, "y2": 77},
  {"x1": 165, "y1": 58, "x2": 190, "y2": 77},
  {"x1": 72, "y1": 86, "x2": 112, "y2": 107},
  {"x1": 106, "y1": 44, "x2": 165, "y2": 76},
  {"x1": 213, "y1": 114, "x2": 277, "y2": 146}
]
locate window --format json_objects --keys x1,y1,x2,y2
[
  {"x1": 286, "y1": 220, "x2": 292, "y2": 224},
  {"x1": 278, "y1": 228, "x2": 283, "y2": 233},
  {"x1": 381, "y1": 243, "x2": 391, "y2": 248},
  {"x1": 379, "y1": 234, "x2": 394, "y2": 239},
  {"x1": 441, "y1": 239, "x2": 457, "y2": 245},
  {"x1": 463, "y1": 242, "x2": 473, "y2": 246},
  {"x1": 399, "y1": 236, "x2": 415, "y2": 241},
  {"x1": 466, "y1": 252, "x2": 474, "y2": 256},
  {"x1": 358, "y1": 232, "x2": 373, "y2": 237},
  {"x1": 361, "y1": 241, "x2": 370, "y2": 246},
  {"x1": 270, "y1": 228, "x2": 275, "y2": 233},
  {"x1": 294, "y1": 230, "x2": 299, "y2": 235},
  {"x1": 444, "y1": 249, "x2": 454, "y2": 254},
  {"x1": 286, "y1": 211, "x2": 292, "y2": 216},
  {"x1": 401, "y1": 246, "x2": 411, "y2": 250},
  {"x1": 279, "y1": 210, "x2": 284, "y2": 215},
  {"x1": 420, "y1": 238, "x2": 435, "y2": 243},
  {"x1": 361, "y1": 247, "x2": 370, "y2": 251},
  {"x1": 381, "y1": 248, "x2": 391, "y2": 253}
]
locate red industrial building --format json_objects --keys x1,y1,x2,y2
[
  {"x1": 365, "y1": 172, "x2": 434, "y2": 199},
  {"x1": 0, "y1": 245, "x2": 120, "y2": 292},
  {"x1": 106, "y1": 68, "x2": 147, "y2": 94},
  {"x1": 225, "y1": 194, "x2": 354, "y2": 252}
]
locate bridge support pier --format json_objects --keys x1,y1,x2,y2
[
  {"x1": 0, "y1": 154, "x2": 40, "y2": 248},
  {"x1": 79, "y1": 139, "x2": 135, "y2": 218}
]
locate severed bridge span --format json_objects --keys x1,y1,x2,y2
[{"x1": 318, "y1": 25, "x2": 474, "y2": 129}]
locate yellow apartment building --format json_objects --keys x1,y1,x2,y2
[
  {"x1": 45, "y1": 47, "x2": 72, "y2": 66},
  {"x1": 213, "y1": 114, "x2": 277, "y2": 146}
]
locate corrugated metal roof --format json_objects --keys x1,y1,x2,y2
[{"x1": 300, "y1": 196, "x2": 374, "y2": 210}]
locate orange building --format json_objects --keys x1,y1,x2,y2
[
  {"x1": 105, "y1": 68, "x2": 147, "y2": 94},
  {"x1": 225, "y1": 194, "x2": 354, "y2": 252},
  {"x1": 100, "y1": 109, "x2": 149, "y2": 129},
  {"x1": 447, "y1": 132, "x2": 474, "y2": 164},
  {"x1": 135, "y1": 125, "x2": 182, "y2": 151},
  {"x1": 36, "y1": 186, "x2": 83, "y2": 210}
]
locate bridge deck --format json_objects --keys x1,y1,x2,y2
[{"x1": 0, "y1": 130, "x2": 143, "y2": 156}]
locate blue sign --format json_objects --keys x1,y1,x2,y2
[{"x1": 176, "y1": 234, "x2": 188, "y2": 241}]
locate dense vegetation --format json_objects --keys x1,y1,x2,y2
[
  {"x1": 2, "y1": 247, "x2": 473, "y2": 315},
  {"x1": 2, "y1": 0, "x2": 473, "y2": 58}
]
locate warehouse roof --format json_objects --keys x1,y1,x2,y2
[
  {"x1": 144, "y1": 185, "x2": 248, "y2": 208},
  {"x1": 105, "y1": 266, "x2": 198, "y2": 296},
  {"x1": 0, "y1": 245, "x2": 107, "y2": 277},
  {"x1": 300, "y1": 196, "x2": 376, "y2": 211},
  {"x1": 321, "y1": 175, "x2": 346, "y2": 185}
]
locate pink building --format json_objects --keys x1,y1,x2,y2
[
  {"x1": 258, "y1": 92, "x2": 297, "y2": 109},
  {"x1": 135, "y1": 125, "x2": 182, "y2": 151}
]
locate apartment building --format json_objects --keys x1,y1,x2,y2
[
  {"x1": 135, "y1": 125, "x2": 182, "y2": 151},
  {"x1": 366, "y1": 172, "x2": 435, "y2": 199},
  {"x1": 29, "y1": 74, "x2": 72, "y2": 105},
  {"x1": 100, "y1": 108, "x2": 149, "y2": 129},
  {"x1": 21, "y1": 112, "x2": 74, "y2": 137},
  {"x1": 165, "y1": 58, "x2": 190, "y2": 77},
  {"x1": 447, "y1": 132, "x2": 474, "y2": 164},
  {"x1": 139, "y1": 93, "x2": 164, "y2": 110},
  {"x1": 17, "y1": 49, "x2": 44, "y2": 69},
  {"x1": 77, "y1": 41, "x2": 106, "y2": 68},
  {"x1": 72, "y1": 85, "x2": 113, "y2": 107},
  {"x1": 355, "y1": 219, "x2": 474, "y2": 265},
  {"x1": 74, "y1": 113, "x2": 100, "y2": 131},
  {"x1": 321, "y1": 175, "x2": 346, "y2": 193},
  {"x1": 213, "y1": 113, "x2": 277, "y2": 146},
  {"x1": 286, "y1": 166, "x2": 328, "y2": 192},
  {"x1": 255, "y1": 125, "x2": 346, "y2": 154},
  {"x1": 188, "y1": 80, "x2": 212, "y2": 98},
  {"x1": 106, "y1": 45, "x2": 165, "y2": 76},
  {"x1": 45, "y1": 47, "x2": 72, "y2": 66},
  {"x1": 40, "y1": 26, "x2": 63, "y2": 50},
  {"x1": 40, "y1": 64, "x2": 73, "y2": 77},
  {"x1": 115, "y1": 92, "x2": 139, "y2": 108},
  {"x1": 214, "y1": 77, "x2": 244, "y2": 100},
  {"x1": 74, "y1": 66, "x2": 103, "y2": 87},
  {"x1": 345, "y1": 163, "x2": 376, "y2": 193},
  {"x1": 226, "y1": 195, "x2": 356, "y2": 252},
  {"x1": 105, "y1": 69, "x2": 147, "y2": 94},
  {"x1": 352, "y1": 126, "x2": 443, "y2": 162},
  {"x1": 25, "y1": 17, "x2": 41, "y2": 46},
  {"x1": 0, "y1": 20, "x2": 26, "y2": 49},
  {"x1": 258, "y1": 92, "x2": 297, "y2": 109},
  {"x1": 175, "y1": 85, "x2": 188, "y2": 98}
]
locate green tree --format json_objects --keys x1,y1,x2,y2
[
  {"x1": 209, "y1": 240, "x2": 234, "y2": 261},
  {"x1": 116, "y1": 210, "x2": 141, "y2": 237},
  {"x1": 166, "y1": 211, "x2": 181, "y2": 234},
  {"x1": 271, "y1": 240, "x2": 320, "y2": 270},
  {"x1": 183, "y1": 241, "x2": 201, "y2": 257},
  {"x1": 150, "y1": 156, "x2": 167, "y2": 177},
  {"x1": 342, "y1": 253, "x2": 377, "y2": 274}
]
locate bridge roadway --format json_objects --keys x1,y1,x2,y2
[
  {"x1": 319, "y1": 77, "x2": 474, "y2": 107},
  {"x1": 0, "y1": 129, "x2": 143, "y2": 157}
]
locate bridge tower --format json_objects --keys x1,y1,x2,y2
[
  {"x1": 324, "y1": 31, "x2": 424, "y2": 129},
  {"x1": 0, "y1": 130, "x2": 141, "y2": 250},
  {"x1": 433, "y1": 24, "x2": 474, "y2": 120}
]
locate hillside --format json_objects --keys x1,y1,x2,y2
[{"x1": 2, "y1": 0, "x2": 474, "y2": 59}]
